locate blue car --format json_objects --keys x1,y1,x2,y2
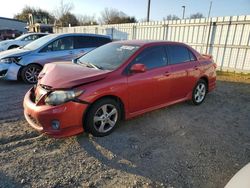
[{"x1": 0, "y1": 33, "x2": 111, "y2": 83}]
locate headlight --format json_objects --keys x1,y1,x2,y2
[
  {"x1": 45, "y1": 90, "x2": 84, "y2": 106},
  {"x1": 0, "y1": 57, "x2": 22, "y2": 64}
]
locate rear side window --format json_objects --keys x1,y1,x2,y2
[
  {"x1": 74, "y1": 36, "x2": 111, "y2": 49},
  {"x1": 189, "y1": 50, "x2": 196, "y2": 61},
  {"x1": 167, "y1": 45, "x2": 196, "y2": 64},
  {"x1": 132, "y1": 46, "x2": 167, "y2": 69},
  {"x1": 23, "y1": 34, "x2": 46, "y2": 41}
]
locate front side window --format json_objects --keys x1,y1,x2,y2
[
  {"x1": 41, "y1": 37, "x2": 73, "y2": 52},
  {"x1": 23, "y1": 34, "x2": 57, "y2": 51},
  {"x1": 32, "y1": 34, "x2": 44, "y2": 40},
  {"x1": 167, "y1": 45, "x2": 194, "y2": 65},
  {"x1": 131, "y1": 46, "x2": 167, "y2": 70},
  {"x1": 23, "y1": 35, "x2": 34, "y2": 41}
]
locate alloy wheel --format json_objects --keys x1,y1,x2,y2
[
  {"x1": 25, "y1": 66, "x2": 41, "y2": 83},
  {"x1": 93, "y1": 104, "x2": 118, "y2": 133},
  {"x1": 194, "y1": 82, "x2": 206, "y2": 103}
]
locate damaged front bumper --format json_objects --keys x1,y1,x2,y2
[{"x1": 0, "y1": 63, "x2": 21, "y2": 80}]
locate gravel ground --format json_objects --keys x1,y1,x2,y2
[{"x1": 0, "y1": 75, "x2": 250, "y2": 188}]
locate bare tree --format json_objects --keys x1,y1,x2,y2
[
  {"x1": 163, "y1": 14, "x2": 180, "y2": 21},
  {"x1": 54, "y1": 0, "x2": 74, "y2": 20},
  {"x1": 189, "y1": 13, "x2": 204, "y2": 19},
  {"x1": 99, "y1": 8, "x2": 136, "y2": 24},
  {"x1": 77, "y1": 15, "x2": 98, "y2": 26}
]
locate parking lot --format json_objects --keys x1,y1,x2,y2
[{"x1": 0, "y1": 74, "x2": 250, "y2": 188}]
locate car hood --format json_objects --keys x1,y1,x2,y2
[
  {"x1": 0, "y1": 39, "x2": 14, "y2": 46},
  {"x1": 38, "y1": 62, "x2": 111, "y2": 89},
  {"x1": 0, "y1": 47, "x2": 32, "y2": 59}
]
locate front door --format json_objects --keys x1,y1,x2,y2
[
  {"x1": 127, "y1": 46, "x2": 171, "y2": 113},
  {"x1": 37, "y1": 36, "x2": 75, "y2": 65}
]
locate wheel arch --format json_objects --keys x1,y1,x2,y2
[
  {"x1": 199, "y1": 75, "x2": 209, "y2": 91},
  {"x1": 84, "y1": 95, "x2": 126, "y2": 122},
  {"x1": 8, "y1": 44, "x2": 19, "y2": 49},
  {"x1": 17, "y1": 63, "x2": 43, "y2": 80}
]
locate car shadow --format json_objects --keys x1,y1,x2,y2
[
  {"x1": 77, "y1": 101, "x2": 199, "y2": 185},
  {"x1": 77, "y1": 80, "x2": 250, "y2": 187},
  {"x1": 0, "y1": 79, "x2": 26, "y2": 85},
  {"x1": 0, "y1": 171, "x2": 22, "y2": 188}
]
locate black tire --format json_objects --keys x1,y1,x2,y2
[
  {"x1": 21, "y1": 64, "x2": 42, "y2": 84},
  {"x1": 8, "y1": 45, "x2": 19, "y2": 50},
  {"x1": 84, "y1": 98, "x2": 121, "y2": 137},
  {"x1": 191, "y1": 79, "x2": 207, "y2": 105}
]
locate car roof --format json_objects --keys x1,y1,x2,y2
[
  {"x1": 24, "y1": 32, "x2": 48, "y2": 35},
  {"x1": 113, "y1": 40, "x2": 187, "y2": 47},
  {"x1": 49, "y1": 33, "x2": 111, "y2": 39}
]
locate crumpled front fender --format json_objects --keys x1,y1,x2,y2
[{"x1": 0, "y1": 63, "x2": 22, "y2": 80}]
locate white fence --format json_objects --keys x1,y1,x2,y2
[{"x1": 54, "y1": 15, "x2": 250, "y2": 73}]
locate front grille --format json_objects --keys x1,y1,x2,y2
[{"x1": 30, "y1": 87, "x2": 36, "y2": 103}]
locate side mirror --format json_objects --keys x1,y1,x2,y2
[
  {"x1": 72, "y1": 58, "x2": 78, "y2": 64},
  {"x1": 130, "y1": 63, "x2": 146, "y2": 73}
]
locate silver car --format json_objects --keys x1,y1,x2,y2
[
  {"x1": 0, "y1": 33, "x2": 48, "y2": 51},
  {"x1": 0, "y1": 33, "x2": 111, "y2": 83}
]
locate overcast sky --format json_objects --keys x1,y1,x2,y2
[{"x1": 0, "y1": 0, "x2": 249, "y2": 21}]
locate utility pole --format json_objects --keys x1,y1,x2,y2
[
  {"x1": 182, "y1": 6, "x2": 186, "y2": 19},
  {"x1": 207, "y1": 1, "x2": 213, "y2": 18},
  {"x1": 147, "y1": 0, "x2": 151, "y2": 22}
]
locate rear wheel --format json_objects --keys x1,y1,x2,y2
[
  {"x1": 21, "y1": 64, "x2": 42, "y2": 84},
  {"x1": 192, "y1": 79, "x2": 207, "y2": 105},
  {"x1": 84, "y1": 98, "x2": 121, "y2": 137}
]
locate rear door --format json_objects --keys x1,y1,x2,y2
[
  {"x1": 127, "y1": 45, "x2": 171, "y2": 113},
  {"x1": 73, "y1": 36, "x2": 111, "y2": 58},
  {"x1": 166, "y1": 44, "x2": 200, "y2": 101}
]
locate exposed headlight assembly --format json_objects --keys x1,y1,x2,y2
[
  {"x1": 45, "y1": 90, "x2": 84, "y2": 106},
  {"x1": 0, "y1": 57, "x2": 22, "y2": 64}
]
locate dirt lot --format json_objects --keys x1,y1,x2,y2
[{"x1": 0, "y1": 74, "x2": 250, "y2": 188}]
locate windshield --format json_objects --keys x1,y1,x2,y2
[
  {"x1": 22, "y1": 34, "x2": 56, "y2": 50},
  {"x1": 78, "y1": 43, "x2": 140, "y2": 70}
]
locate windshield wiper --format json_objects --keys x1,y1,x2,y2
[{"x1": 79, "y1": 61, "x2": 103, "y2": 70}]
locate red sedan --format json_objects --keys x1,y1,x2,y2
[{"x1": 23, "y1": 41, "x2": 216, "y2": 138}]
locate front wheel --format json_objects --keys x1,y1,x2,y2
[
  {"x1": 21, "y1": 64, "x2": 42, "y2": 84},
  {"x1": 84, "y1": 98, "x2": 121, "y2": 137},
  {"x1": 8, "y1": 45, "x2": 19, "y2": 50},
  {"x1": 192, "y1": 79, "x2": 207, "y2": 105}
]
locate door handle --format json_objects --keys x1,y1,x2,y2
[
  {"x1": 164, "y1": 71, "x2": 171, "y2": 77},
  {"x1": 194, "y1": 66, "x2": 199, "y2": 70}
]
